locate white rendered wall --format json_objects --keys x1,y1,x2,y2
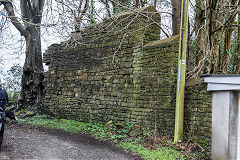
[{"x1": 212, "y1": 91, "x2": 239, "y2": 160}]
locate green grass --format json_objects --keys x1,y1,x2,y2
[
  {"x1": 18, "y1": 114, "x2": 116, "y2": 140},
  {"x1": 119, "y1": 143, "x2": 184, "y2": 160},
  {"x1": 18, "y1": 114, "x2": 194, "y2": 160},
  {"x1": 19, "y1": 115, "x2": 82, "y2": 132}
]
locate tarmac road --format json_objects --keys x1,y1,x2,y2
[{"x1": 0, "y1": 122, "x2": 141, "y2": 160}]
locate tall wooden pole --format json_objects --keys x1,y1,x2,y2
[{"x1": 174, "y1": 0, "x2": 189, "y2": 143}]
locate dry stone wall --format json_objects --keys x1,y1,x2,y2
[
  {"x1": 184, "y1": 83, "x2": 212, "y2": 154},
  {"x1": 43, "y1": 6, "x2": 212, "y2": 154}
]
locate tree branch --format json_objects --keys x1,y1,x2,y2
[
  {"x1": 211, "y1": 11, "x2": 238, "y2": 35},
  {"x1": 75, "y1": 0, "x2": 89, "y2": 31},
  {"x1": 77, "y1": 0, "x2": 83, "y2": 17},
  {"x1": 1, "y1": 0, "x2": 27, "y2": 37}
]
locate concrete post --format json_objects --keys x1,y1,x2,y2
[
  {"x1": 237, "y1": 92, "x2": 240, "y2": 160},
  {"x1": 202, "y1": 75, "x2": 240, "y2": 160}
]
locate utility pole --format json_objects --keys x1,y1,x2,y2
[{"x1": 174, "y1": 0, "x2": 189, "y2": 143}]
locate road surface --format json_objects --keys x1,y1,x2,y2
[{"x1": 0, "y1": 122, "x2": 141, "y2": 160}]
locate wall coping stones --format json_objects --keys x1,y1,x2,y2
[{"x1": 144, "y1": 35, "x2": 179, "y2": 48}]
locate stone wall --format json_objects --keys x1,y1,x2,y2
[
  {"x1": 184, "y1": 82, "x2": 212, "y2": 154},
  {"x1": 43, "y1": 6, "x2": 212, "y2": 154}
]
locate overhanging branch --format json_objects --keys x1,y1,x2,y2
[{"x1": 1, "y1": 0, "x2": 27, "y2": 37}]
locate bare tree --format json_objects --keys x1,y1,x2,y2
[
  {"x1": 188, "y1": 0, "x2": 240, "y2": 75},
  {"x1": 0, "y1": 0, "x2": 45, "y2": 105},
  {"x1": 75, "y1": 0, "x2": 90, "y2": 31}
]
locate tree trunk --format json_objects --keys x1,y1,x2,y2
[
  {"x1": 220, "y1": 0, "x2": 236, "y2": 73},
  {"x1": 204, "y1": 0, "x2": 224, "y2": 73},
  {"x1": 21, "y1": 26, "x2": 44, "y2": 104},
  {"x1": 89, "y1": 0, "x2": 95, "y2": 24},
  {"x1": 222, "y1": 28, "x2": 233, "y2": 73},
  {"x1": 171, "y1": 0, "x2": 181, "y2": 36},
  {"x1": 153, "y1": 0, "x2": 157, "y2": 8},
  {"x1": 195, "y1": 0, "x2": 205, "y2": 74},
  {"x1": 211, "y1": 1, "x2": 224, "y2": 73}
]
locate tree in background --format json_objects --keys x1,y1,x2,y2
[
  {"x1": 189, "y1": 0, "x2": 240, "y2": 75},
  {"x1": 4, "y1": 64, "x2": 23, "y2": 92},
  {"x1": 171, "y1": 0, "x2": 181, "y2": 36},
  {"x1": 0, "y1": 64, "x2": 23, "y2": 102}
]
